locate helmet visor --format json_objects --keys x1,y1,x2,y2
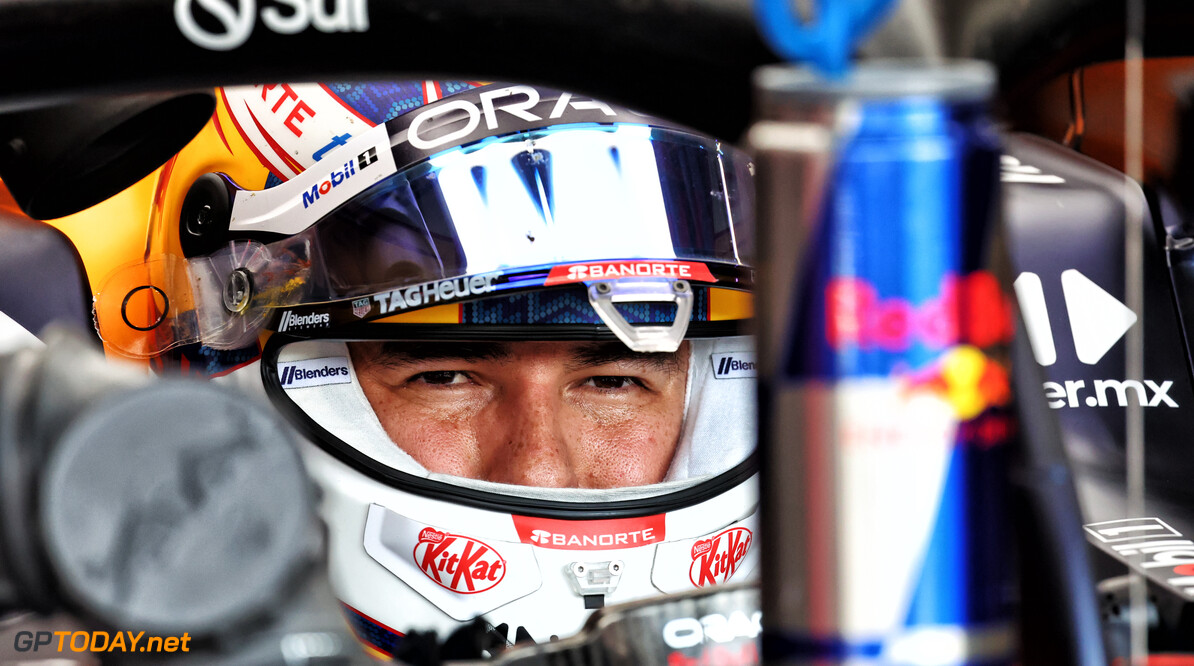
[{"x1": 95, "y1": 124, "x2": 754, "y2": 357}]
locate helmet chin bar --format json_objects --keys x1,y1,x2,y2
[
  {"x1": 587, "y1": 279, "x2": 693, "y2": 353},
  {"x1": 568, "y1": 560, "x2": 624, "y2": 610}
]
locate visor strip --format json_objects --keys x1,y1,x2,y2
[{"x1": 342, "y1": 602, "x2": 405, "y2": 659}]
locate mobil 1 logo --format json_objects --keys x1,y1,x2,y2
[{"x1": 1015, "y1": 269, "x2": 1177, "y2": 409}]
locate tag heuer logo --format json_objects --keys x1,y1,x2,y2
[{"x1": 352, "y1": 298, "x2": 372, "y2": 319}]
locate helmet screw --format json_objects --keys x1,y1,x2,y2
[
  {"x1": 573, "y1": 564, "x2": 585, "y2": 575},
  {"x1": 186, "y1": 203, "x2": 213, "y2": 236},
  {"x1": 673, "y1": 280, "x2": 690, "y2": 293},
  {"x1": 222, "y1": 268, "x2": 253, "y2": 314},
  {"x1": 595, "y1": 282, "x2": 612, "y2": 295},
  {"x1": 610, "y1": 562, "x2": 621, "y2": 573}
]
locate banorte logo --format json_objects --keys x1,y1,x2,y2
[
  {"x1": 413, "y1": 528, "x2": 505, "y2": 595},
  {"x1": 826, "y1": 271, "x2": 1014, "y2": 351},
  {"x1": 689, "y1": 527, "x2": 752, "y2": 588},
  {"x1": 512, "y1": 514, "x2": 666, "y2": 550},
  {"x1": 544, "y1": 261, "x2": 716, "y2": 286}
]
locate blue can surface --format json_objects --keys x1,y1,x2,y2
[{"x1": 751, "y1": 62, "x2": 1016, "y2": 665}]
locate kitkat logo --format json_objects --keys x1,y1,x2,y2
[
  {"x1": 690, "y1": 527, "x2": 752, "y2": 588},
  {"x1": 545, "y1": 261, "x2": 715, "y2": 286},
  {"x1": 512, "y1": 514, "x2": 665, "y2": 550},
  {"x1": 826, "y1": 271, "x2": 1013, "y2": 351},
  {"x1": 413, "y1": 528, "x2": 505, "y2": 594}
]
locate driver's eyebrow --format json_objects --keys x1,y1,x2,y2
[
  {"x1": 365, "y1": 341, "x2": 512, "y2": 366},
  {"x1": 566, "y1": 341, "x2": 683, "y2": 372}
]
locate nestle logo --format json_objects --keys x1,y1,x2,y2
[
  {"x1": 689, "y1": 527, "x2": 752, "y2": 588},
  {"x1": 418, "y1": 527, "x2": 447, "y2": 544},
  {"x1": 413, "y1": 529, "x2": 505, "y2": 594}
]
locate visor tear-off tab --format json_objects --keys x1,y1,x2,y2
[{"x1": 587, "y1": 279, "x2": 693, "y2": 352}]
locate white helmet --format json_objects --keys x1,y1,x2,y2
[{"x1": 91, "y1": 80, "x2": 759, "y2": 658}]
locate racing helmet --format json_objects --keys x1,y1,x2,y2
[{"x1": 88, "y1": 80, "x2": 758, "y2": 657}]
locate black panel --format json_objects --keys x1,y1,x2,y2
[{"x1": 0, "y1": 213, "x2": 92, "y2": 338}]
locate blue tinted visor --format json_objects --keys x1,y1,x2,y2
[{"x1": 96, "y1": 123, "x2": 755, "y2": 356}]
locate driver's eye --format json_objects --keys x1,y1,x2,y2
[
  {"x1": 414, "y1": 371, "x2": 467, "y2": 385},
  {"x1": 587, "y1": 376, "x2": 636, "y2": 390}
]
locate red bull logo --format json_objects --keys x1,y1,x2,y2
[
  {"x1": 826, "y1": 271, "x2": 1013, "y2": 351},
  {"x1": 689, "y1": 527, "x2": 752, "y2": 588},
  {"x1": 906, "y1": 345, "x2": 1012, "y2": 420},
  {"x1": 413, "y1": 528, "x2": 505, "y2": 594}
]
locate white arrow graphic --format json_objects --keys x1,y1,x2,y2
[
  {"x1": 1013, "y1": 272, "x2": 1056, "y2": 366},
  {"x1": 1061, "y1": 269, "x2": 1137, "y2": 365}
]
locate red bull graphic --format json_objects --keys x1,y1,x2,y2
[
  {"x1": 413, "y1": 528, "x2": 505, "y2": 594},
  {"x1": 689, "y1": 527, "x2": 753, "y2": 588},
  {"x1": 905, "y1": 345, "x2": 1012, "y2": 420},
  {"x1": 826, "y1": 270, "x2": 1013, "y2": 352}
]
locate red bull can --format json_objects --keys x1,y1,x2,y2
[{"x1": 749, "y1": 61, "x2": 1017, "y2": 664}]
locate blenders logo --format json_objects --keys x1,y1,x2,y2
[
  {"x1": 689, "y1": 527, "x2": 752, "y2": 588},
  {"x1": 1085, "y1": 518, "x2": 1194, "y2": 597},
  {"x1": 512, "y1": 514, "x2": 666, "y2": 550},
  {"x1": 545, "y1": 261, "x2": 716, "y2": 286},
  {"x1": 826, "y1": 271, "x2": 1013, "y2": 351},
  {"x1": 373, "y1": 274, "x2": 499, "y2": 314},
  {"x1": 711, "y1": 352, "x2": 756, "y2": 379},
  {"x1": 277, "y1": 310, "x2": 330, "y2": 332},
  {"x1": 351, "y1": 298, "x2": 372, "y2": 319},
  {"x1": 175, "y1": 0, "x2": 370, "y2": 51},
  {"x1": 277, "y1": 357, "x2": 351, "y2": 389},
  {"x1": 300, "y1": 147, "x2": 379, "y2": 209},
  {"x1": 413, "y1": 528, "x2": 505, "y2": 594}
]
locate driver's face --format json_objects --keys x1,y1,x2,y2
[{"x1": 348, "y1": 340, "x2": 689, "y2": 488}]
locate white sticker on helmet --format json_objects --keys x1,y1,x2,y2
[
  {"x1": 229, "y1": 123, "x2": 398, "y2": 236},
  {"x1": 710, "y1": 352, "x2": 757, "y2": 379},
  {"x1": 651, "y1": 511, "x2": 759, "y2": 594},
  {"x1": 278, "y1": 357, "x2": 352, "y2": 389},
  {"x1": 222, "y1": 83, "x2": 376, "y2": 177}
]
